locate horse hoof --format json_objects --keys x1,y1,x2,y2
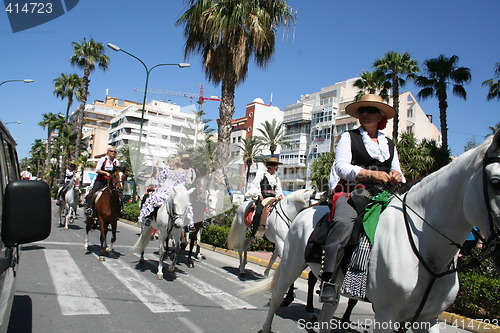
[
  {"x1": 238, "y1": 272, "x2": 246, "y2": 278},
  {"x1": 167, "y1": 266, "x2": 175, "y2": 273},
  {"x1": 157, "y1": 273, "x2": 163, "y2": 280},
  {"x1": 139, "y1": 258, "x2": 145, "y2": 264},
  {"x1": 99, "y1": 256, "x2": 106, "y2": 261}
]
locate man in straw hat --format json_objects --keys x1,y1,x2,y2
[
  {"x1": 180, "y1": 154, "x2": 197, "y2": 185},
  {"x1": 245, "y1": 156, "x2": 284, "y2": 241},
  {"x1": 20, "y1": 165, "x2": 32, "y2": 180},
  {"x1": 320, "y1": 94, "x2": 405, "y2": 303}
]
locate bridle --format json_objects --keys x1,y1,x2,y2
[{"x1": 386, "y1": 151, "x2": 500, "y2": 327}]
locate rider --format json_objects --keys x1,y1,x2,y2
[
  {"x1": 138, "y1": 155, "x2": 195, "y2": 231},
  {"x1": 20, "y1": 166, "x2": 32, "y2": 180},
  {"x1": 56, "y1": 162, "x2": 81, "y2": 206},
  {"x1": 181, "y1": 154, "x2": 197, "y2": 186},
  {"x1": 246, "y1": 157, "x2": 284, "y2": 241},
  {"x1": 320, "y1": 94, "x2": 405, "y2": 304},
  {"x1": 85, "y1": 146, "x2": 120, "y2": 217}
]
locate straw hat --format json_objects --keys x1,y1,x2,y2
[
  {"x1": 265, "y1": 157, "x2": 283, "y2": 166},
  {"x1": 345, "y1": 94, "x2": 396, "y2": 119},
  {"x1": 180, "y1": 154, "x2": 191, "y2": 161}
]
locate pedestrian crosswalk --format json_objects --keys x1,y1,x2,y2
[{"x1": 42, "y1": 248, "x2": 258, "y2": 316}]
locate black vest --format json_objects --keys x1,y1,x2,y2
[
  {"x1": 260, "y1": 174, "x2": 277, "y2": 198},
  {"x1": 348, "y1": 129, "x2": 395, "y2": 186}
]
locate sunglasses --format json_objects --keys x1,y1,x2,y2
[
  {"x1": 109, "y1": 150, "x2": 117, "y2": 153},
  {"x1": 357, "y1": 107, "x2": 381, "y2": 115}
]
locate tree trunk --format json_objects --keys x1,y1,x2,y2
[
  {"x1": 391, "y1": 73, "x2": 400, "y2": 141},
  {"x1": 75, "y1": 67, "x2": 91, "y2": 157},
  {"x1": 438, "y1": 91, "x2": 449, "y2": 152},
  {"x1": 215, "y1": 77, "x2": 236, "y2": 172}
]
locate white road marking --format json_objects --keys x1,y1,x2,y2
[
  {"x1": 139, "y1": 253, "x2": 256, "y2": 310},
  {"x1": 97, "y1": 254, "x2": 189, "y2": 313},
  {"x1": 43, "y1": 249, "x2": 110, "y2": 316}
]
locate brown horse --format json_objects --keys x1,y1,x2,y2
[{"x1": 84, "y1": 168, "x2": 126, "y2": 260}]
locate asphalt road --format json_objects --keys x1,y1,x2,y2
[{"x1": 6, "y1": 202, "x2": 473, "y2": 333}]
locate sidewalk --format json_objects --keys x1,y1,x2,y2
[{"x1": 198, "y1": 242, "x2": 500, "y2": 333}]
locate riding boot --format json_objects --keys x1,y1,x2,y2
[
  {"x1": 320, "y1": 243, "x2": 344, "y2": 304},
  {"x1": 320, "y1": 272, "x2": 339, "y2": 304}
]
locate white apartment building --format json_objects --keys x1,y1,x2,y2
[
  {"x1": 108, "y1": 100, "x2": 201, "y2": 181},
  {"x1": 281, "y1": 78, "x2": 442, "y2": 191}
]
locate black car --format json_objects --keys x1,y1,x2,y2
[{"x1": 0, "y1": 121, "x2": 51, "y2": 332}]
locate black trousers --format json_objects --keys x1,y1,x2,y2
[
  {"x1": 322, "y1": 194, "x2": 358, "y2": 279},
  {"x1": 251, "y1": 200, "x2": 264, "y2": 235},
  {"x1": 86, "y1": 180, "x2": 106, "y2": 207}
]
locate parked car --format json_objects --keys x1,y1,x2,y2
[{"x1": 0, "y1": 121, "x2": 51, "y2": 332}]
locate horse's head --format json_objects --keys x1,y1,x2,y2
[
  {"x1": 170, "y1": 184, "x2": 190, "y2": 229},
  {"x1": 110, "y1": 167, "x2": 126, "y2": 191},
  {"x1": 484, "y1": 130, "x2": 500, "y2": 270},
  {"x1": 282, "y1": 189, "x2": 325, "y2": 208}
]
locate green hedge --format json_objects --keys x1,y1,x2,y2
[
  {"x1": 452, "y1": 256, "x2": 500, "y2": 320},
  {"x1": 122, "y1": 202, "x2": 140, "y2": 222}
]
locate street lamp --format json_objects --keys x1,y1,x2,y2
[
  {"x1": 107, "y1": 43, "x2": 190, "y2": 199},
  {"x1": 0, "y1": 79, "x2": 34, "y2": 86}
]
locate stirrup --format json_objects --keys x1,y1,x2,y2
[
  {"x1": 320, "y1": 281, "x2": 339, "y2": 304},
  {"x1": 85, "y1": 207, "x2": 93, "y2": 216}
]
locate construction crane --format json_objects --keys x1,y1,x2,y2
[
  {"x1": 134, "y1": 84, "x2": 221, "y2": 104},
  {"x1": 134, "y1": 84, "x2": 220, "y2": 145}
]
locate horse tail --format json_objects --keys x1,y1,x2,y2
[
  {"x1": 131, "y1": 226, "x2": 154, "y2": 252},
  {"x1": 240, "y1": 262, "x2": 281, "y2": 297},
  {"x1": 227, "y1": 214, "x2": 241, "y2": 250}
]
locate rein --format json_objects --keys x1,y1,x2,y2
[{"x1": 271, "y1": 190, "x2": 318, "y2": 229}]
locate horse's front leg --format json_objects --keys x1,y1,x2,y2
[
  {"x1": 99, "y1": 219, "x2": 108, "y2": 260},
  {"x1": 168, "y1": 233, "x2": 181, "y2": 273},
  {"x1": 157, "y1": 232, "x2": 165, "y2": 279},
  {"x1": 84, "y1": 217, "x2": 92, "y2": 251},
  {"x1": 64, "y1": 206, "x2": 70, "y2": 230},
  {"x1": 107, "y1": 219, "x2": 117, "y2": 253}
]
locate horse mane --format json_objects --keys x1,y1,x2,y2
[{"x1": 284, "y1": 189, "x2": 307, "y2": 204}]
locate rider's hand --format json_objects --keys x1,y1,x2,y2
[
  {"x1": 389, "y1": 170, "x2": 402, "y2": 184},
  {"x1": 357, "y1": 169, "x2": 391, "y2": 184}
]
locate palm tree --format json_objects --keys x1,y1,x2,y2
[
  {"x1": 239, "y1": 137, "x2": 263, "y2": 192},
  {"x1": 415, "y1": 54, "x2": 471, "y2": 152},
  {"x1": 353, "y1": 69, "x2": 390, "y2": 101},
  {"x1": 55, "y1": 123, "x2": 77, "y2": 182},
  {"x1": 176, "y1": 0, "x2": 295, "y2": 170},
  {"x1": 29, "y1": 138, "x2": 46, "y2": 179},
  {"x1": 256, "y1": 119, "x2": 288, "y2": 156},
  {"x1": 482, "y1": 62, "x2": 500, "y2": 101},
  {"x1": 70, "y1": 37, "x2": 110, "y2": 155},
  {"x1": 39, "y1": 113, "x2": 64, "y2": 171},
  {"x1": 373, "y1": 51, "x2": 420, "y2": 141},
  {"x1": 310, "y1": 151, "x2": 335, "y2": 192},
  {"x1": 53, "y1": 73, "x2": 83, "y2": 122},
  {"x1": 76, "y1": 153, "x2": 95, "y2": 186},
  {"x1": 488, "y1": 122, "x2": 500, "y2": 136}
]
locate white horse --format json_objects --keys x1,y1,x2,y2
[
  {"x1": 246, "y1": 131, "x2": 500, "y2": 333},
  {"x1": 227, "y1": 189, "x2": 322, "y2": 277},
  {"x1": 59, "y1": 175, "x2": 80, "y2": 229},
  {"x1": 132, "y1": 184, "x2": 194, "y2": 279}
]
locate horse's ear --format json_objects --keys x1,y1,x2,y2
[
  {"x1": 491, "y1": 130, "x2": 500, "y2": 152},
  {"x1": 187, "y1": 188, "x2": 195, "y2": 195}
]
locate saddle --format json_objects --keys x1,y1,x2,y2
[{"x1": 243, "y1": 198, "x2": 278, "y2": 236}]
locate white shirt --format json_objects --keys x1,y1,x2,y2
[
  {"x1": 20, "y1": 170, "x2": 32, "y2": 179},
  {"x1": 246, "y1": 168, "x2": 283, "y2": 198},
  {"x1": 328, "y1": 127, "x2": 405, "y2": 192},
  {"x1": 96, "y1": 156, "x2": 120, "y2": 173}
]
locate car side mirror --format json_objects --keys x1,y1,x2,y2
[{"x1": 2, "y1": 180, "x2": 51, "y2": 247}]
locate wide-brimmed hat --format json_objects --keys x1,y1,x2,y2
[
  {"x1": 265, "y1": 157, "x2": 283, "y2": 166},
  {"x1": 345, "y1": 94, "x2": 396, "y2": 119},
  {"x1": 180, "y1": 154, "x2": 191, "y2": 161},
  {"x1": 69, "y1": 162, "x2": 77, "y2": 167}
]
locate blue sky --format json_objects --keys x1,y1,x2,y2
[{"x1": 1, "y1": 0, "x2": 498, "y2": 160}]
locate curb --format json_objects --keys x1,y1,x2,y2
[{"x1": 198, "y1": 243, "x2": 499, "y2": 333}]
